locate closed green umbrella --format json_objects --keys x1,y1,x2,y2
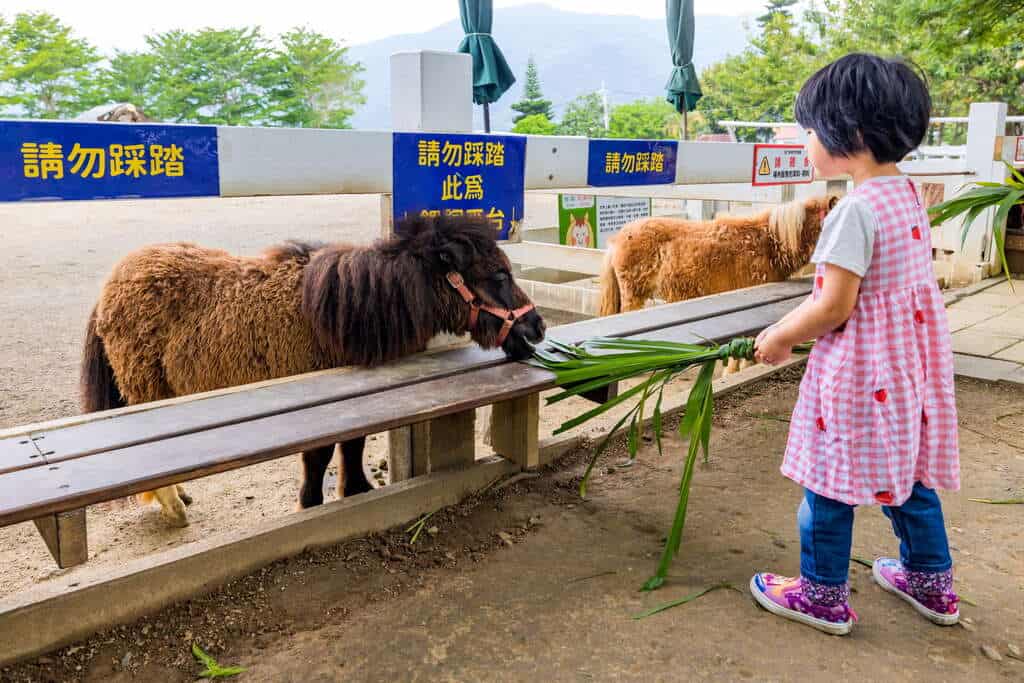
[
  {"x1": 665, "y1": 0, "x2": 702, "y2": 139},
  {"x1": 457, "y1": 0, "x2": 515, "y2": 132}
]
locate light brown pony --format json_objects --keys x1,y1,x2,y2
[
  {"x1": 599, "y1": 195, "x2": 838, "y2": 373},
  {"x1": 80, "y1": 215, "x2": 545, "y2": 527},
  {"x1": 600, "y1": 195, "x2": 839, "y2": 316}
]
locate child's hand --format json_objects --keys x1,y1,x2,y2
[{"x1": 754, "y1": 327, "x2": 793, "y2": 366}]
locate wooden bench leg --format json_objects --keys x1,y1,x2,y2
[
  {"x1": 388, "y1": 409, "x2": 476, "y2": 479},
  {"x1": 490, "y1": 393, "x2": 540, "y2": 470},
  {"x1": 33, "y1": 509, "x2": 87, "y2": 568}
]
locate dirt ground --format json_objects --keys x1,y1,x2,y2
[{"x1": 2, "y1": 370, "x2": 1022, "y2": 682}]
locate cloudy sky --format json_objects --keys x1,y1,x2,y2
[{"x1": 4, "y1": 0, "x2": 769, "y2": 51}]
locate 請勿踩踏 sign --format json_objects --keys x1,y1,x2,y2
[
  {"x1": 0, "y1": 120, "x2": 220, "y2": 202},
  {"x1": 587, "y1": 139, "x2": 677, "y2": 187},
  {"x1": 752, "y1": 144, "x2": 813, "y2": 186},
  {"x1": 392, "y1": 133, "x2": 526, "y2": 241}
]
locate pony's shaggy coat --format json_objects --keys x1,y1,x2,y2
[
  {"x1": 599, "y1": 196, "x2": 839, "y2": 316},
  {"x1": 81, "y1": 215, "x2": 543, "y2": 526}
]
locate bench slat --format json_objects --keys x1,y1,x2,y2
[
  {"x1": 7, "y1": 281, "x2": 810, "y2": 474},
  {"x1": 0, "y1": 437, "x2": 45, "y2": 476},
  {"x1": 0, "y1": 294, "x2": 804, "y2": 527}
]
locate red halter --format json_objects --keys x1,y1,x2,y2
[{"x1": 446, "y1": 272, "x2": 535, "y2": 345}]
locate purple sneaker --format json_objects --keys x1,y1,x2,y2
[
  {"x1": 872, "y1": 558, "x2": 959, "y2": 626},
  {"x1": 750, "y1": 573, "x2": 857, "y2": 635}
]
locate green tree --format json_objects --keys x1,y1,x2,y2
[
  {"x1": 510, "y1": 57, "x2": 553, "y2": 123},
  {"x1": 757, "y1": 0, "x2": 799, "y2": 26},
  {"x1": 269, "y1": 27, "x2": 365, "y2": 129},
  {"x1": 557, "y1": 92, "x2": 607, "y2": 138},
  {"x1": 696, "y1": 13, "x2": 823, "y2": 140},
  {"x1": 511, "y1": 113, "x2": 557, "y2": 135},
  {"x1": 144, "y1": 27, "x2": 278, "y2": 124},
  {"x1": 608, "y1": 99, "x2": 679, "y2": 139},
  {"x1": 0, "y1": 12, "x2": 100, "y2": 118},
  {"x1": 90, "y1": 50, "x2": 158, "y2": 110}
]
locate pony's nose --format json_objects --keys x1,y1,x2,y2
[{"x1": 522, "y1": 309, "x2": 545, "y2": 343}]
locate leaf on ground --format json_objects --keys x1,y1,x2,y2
[
  {"x1": 633, "y1": 583, "x2": 737, "y2": 619},
  {"x1": 968, "y1": 498, "x2": 1024, "y2": 504},
  {"x1": 192, "y1": 643, "x2": 246, "y2": 679}
]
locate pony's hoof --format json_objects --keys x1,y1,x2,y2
[
  {"x1": 160, "y1": 508, "x2": 189, "y2": 528},
  {"x1": 179, "y1": 492, "x2": 194, "y2": 506}
]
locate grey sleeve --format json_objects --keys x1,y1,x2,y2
[{"x1": 811, "y1": 197, "x2": 877, "y2": 277}]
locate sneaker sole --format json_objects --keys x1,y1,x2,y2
[
  {"x1": 749, "y1": 576, "x2": 853, "y2": 636},
  {"x1": 871, "y1": 564, "x2": 959, "y2": 626}
]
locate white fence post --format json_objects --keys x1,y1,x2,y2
[
  {"x1": 386, "y1": 51, "x2": 478, "y2": 481},
  {"x1": 963, "y1": 102, "x2": 1008, "y2": 274}
]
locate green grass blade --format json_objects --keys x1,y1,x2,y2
[
  {"x1": 553, "y1": 374, "x2": 663, "y2": 435},
  {"x1": 633, "y1": 582, "x2": 736, "y2": 619},
  {"x1": 990, "y1": 188, "x2": 1023, "y2": 289},
  {"x1": 579, "y1": 405, "x2": 640, "y2": 497},
  {"x1": 968, "y1": 497, "x2": 1024, "y2": 504}
]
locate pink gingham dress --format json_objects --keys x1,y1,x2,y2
[{"x1": 781, "y1": 176, "x2": 960, "y2": 506}]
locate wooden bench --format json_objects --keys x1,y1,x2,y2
[{"x1": 0, "y1": 280, "x2": 811, "y2": 569}]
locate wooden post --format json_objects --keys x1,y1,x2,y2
[
  {"x1": 33, "y1": 509, "x2": 87, "y2": 568},
  {"x1": 490, "y1": 393, "x2": 540, "y2": 470},
  {"x1": 390, "y1": 410, "x2": 476, "y2": 479}
]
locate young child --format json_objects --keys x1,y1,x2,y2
[{"x1": 749, "y1": 53, "x2": 960, "y2": 636}]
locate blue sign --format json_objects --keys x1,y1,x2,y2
[
  {"x1": 587, "y1": 139, "x2": 678, "y2": 187},
  {"x1": 0, "y1": 120, "x2": 220, "y2": 202},
  {"x1": 392, "y1": 132, "x2": 526, "y2": 240}
]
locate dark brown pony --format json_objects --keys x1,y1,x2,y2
[{"x1": 80, "y1": 214, "x2": 545, "y2": 527}]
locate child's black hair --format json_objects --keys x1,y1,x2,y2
[{"x1": 795, "y1": 53, "x2": 931, "y2": 163}]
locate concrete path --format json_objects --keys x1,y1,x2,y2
[{"x1": 947, "y1": 278, "x2": 1024, "y2": 385}]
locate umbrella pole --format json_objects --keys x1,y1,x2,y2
[
  {"x1": 682, "y1": 110, "x2": 688, "y2": 141},
  {"x1": 483, "y1": 102, "x2": 491, "y2": 133}
]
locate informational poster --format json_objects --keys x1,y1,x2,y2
[
  {"x1": 587, "y1": 139, "x2": 677, "y2": 187},
  {"x1": 0, "y1": 120, "x2": 220, "y2": 202},
  {"x1": 1015, "y1": 136, "x2": 1024, "y2": 163},
  {"x1": 392, "y1": 132, "x2": 526, "y2": 240},
  {"x1": 752, "y1": 143, "x2": 813, "y2": 186},
  {"x1": 559, "y1": 194, "x2": 651, "y2": 249}
]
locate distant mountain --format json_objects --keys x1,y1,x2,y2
[{"x1": 347, "y1": 4, "x2": 752, "y2": 132}]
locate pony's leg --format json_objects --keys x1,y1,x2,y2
[
  {"x1": 176, "y1": 484, "x2": 193, "y2": 506},
  {"x1": 152, "y1": 486, "x2": 189, "y2": 527},
  {"x1": 299, "y1": 445, "x2": 335, "y2": 509},
  {"x1": 341, "y1": 437, "x2": 371, "y2": 497}
]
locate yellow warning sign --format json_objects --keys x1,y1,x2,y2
[{"x1": 758, "y1": 156, "x2": 771, "y2": 176}]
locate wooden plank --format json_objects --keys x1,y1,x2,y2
[
  {"x1": 7, "y1": 280, "x2": 810, "y2": 474},
  {"x1": 0, "y1": 456, "x2": 519, "y2": 668},
  {"x1": 0, "y1": 292, "x2": 808, "y2": 527},
  {"x1": 0, "y1": 436, "x2": 46, "y2": 475},
  {"x1": 27, "y1": 345, "x2": 502, "y2": 467},
  {"x1": 0, "y1": 363, "x2": 556, "y2": 527},
  {"x1": 545, "y1": 279, "x2": 811, "y2": 345}
]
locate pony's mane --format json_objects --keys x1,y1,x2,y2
[
  {"x1": 767, "y1": 199, "x2": 807, "y2": 257},
  {"x1": 300, "y1": 214, "x2": 498, "y2": 367}
]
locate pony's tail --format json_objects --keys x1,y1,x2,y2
[
  {"x1": 599, "y1": 245, "x2": 621, "y2": 317},
  {"x1": 80, "y1": 306, "x2": 124, "y2": 413}
]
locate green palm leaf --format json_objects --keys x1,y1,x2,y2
[{"x1": 533, "y1": 336, "x2": 791, "y2": 590}]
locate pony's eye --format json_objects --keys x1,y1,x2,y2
[{"x1": 492, "y1": 272, "x2": 509, "y2": 283}]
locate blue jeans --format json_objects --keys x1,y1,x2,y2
[{"x1": 798, "y1": 482, "x2": 953, "y2": 585}]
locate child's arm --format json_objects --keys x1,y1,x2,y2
[{"x1": 754, "y1": 265, "x2": 860, "y2": 365}]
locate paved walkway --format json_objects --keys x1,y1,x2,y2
[{"x1": 947, "y1": 278, "x2": 1024, "y2": 385}]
